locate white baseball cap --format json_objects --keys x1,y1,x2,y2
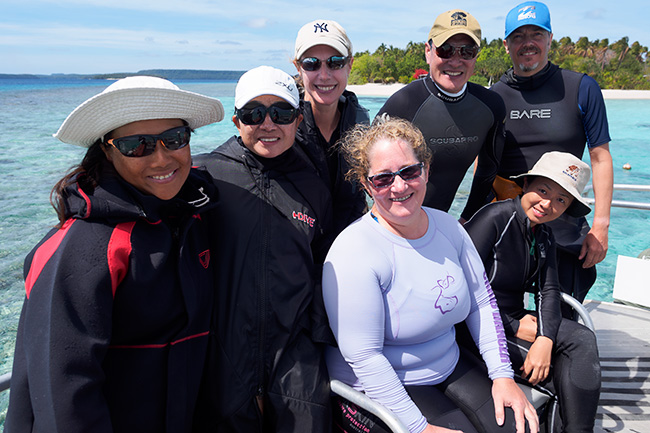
[
  {"x1": 234, "y1": 66, "x2": 300, "y2": 109},
  {"x1": 294, "y1": 19, "x2": 352, "y2": 60}
]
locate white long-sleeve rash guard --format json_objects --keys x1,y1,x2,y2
[{"x1": 323, "y1": 208, "x2": 513, "y2": 432}]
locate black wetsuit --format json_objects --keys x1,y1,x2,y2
[
  {"x1": 464, "y1": 198, "x2": 601, "y2": 433},
  {"x1": 295, "y1": 90, "x2": 369, "y2": 235},
  {"x1": 491, "y1": 63, "x2": 611, "y2": 306},
  {"x1": 193, "y1": 137, "x2": 334, "y2": 433},
  {"x1": 377, "y1": 76, "x2": 506, "y2": 221},
  {"x1": 6, "y1": 169, "x2": 218, "y2": 433}
]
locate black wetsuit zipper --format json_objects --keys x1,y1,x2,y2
[{"x1": 256, "y1": 170, "x2": 270, "y2": 399}]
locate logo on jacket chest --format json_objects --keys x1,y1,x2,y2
[
  {"x1": 428, "y1": 125, "x2": 479, "y2": 148},
  {"x1": 509, "y1": 108, "x2": 552, "y2": 119},
  {"x1": 199, "y1": 250, "x2": 210, "y2": 269},
  {"x1": 430, "y1": 274, "x2": 458, "y2": 314},
  {"x1": 292, "y1": 210, "x2": 316, "y2": 228}
]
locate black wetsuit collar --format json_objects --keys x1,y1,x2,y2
[
  {"x1": 501, "y1": 62, "x2": 558, "y2": 91},
  {"x1": 424, "y1": 75, "x2": 467, "y2": 103}
]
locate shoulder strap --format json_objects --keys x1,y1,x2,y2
[{"x1": 107, "y1": 221, "x2": 136, "y2": 297}]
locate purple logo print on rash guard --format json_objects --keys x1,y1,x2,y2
[{"x1": 432, "y1": 274, "x2": 458, "y2": 314}]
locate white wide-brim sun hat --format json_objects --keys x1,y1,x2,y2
[{"x1": 54, "y1": 76, "x2": 225, "y2": 147}]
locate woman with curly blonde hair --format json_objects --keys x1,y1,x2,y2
[{"x1": 323, "y1": 117, "x2": 538, "y2": 433}]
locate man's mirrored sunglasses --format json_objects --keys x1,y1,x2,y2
[
  {"x1": 105, "y1": 126, "x2": 190, "y2": 158},
  {"x1": 235, "y1": 102, "x2": 300, "y2": 125},
  {"x1": 435, "y1": 43, "x2": 479, "y2": 60},
  {"x1": 367, "y1": 162, "x2": 425, "y2": 189}
]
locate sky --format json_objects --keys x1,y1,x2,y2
[{"x1": 2, "y1": 0, "x2": 649, "y2": 76}]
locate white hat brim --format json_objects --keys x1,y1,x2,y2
[{"x1": 54, "y1": 86, "x2": 225, "y2": 147}]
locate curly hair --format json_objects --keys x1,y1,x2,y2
[{"x1": 338, "y1": 116, "x2": 432, "y2": 189}]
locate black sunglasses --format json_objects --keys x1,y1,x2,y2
[
  {"x1": 435, "y1": 43, "x2": 479, "y2": 60},
  {"x1": 235, "y1": 101, "x2": 300, "y2": 125},
  {"x1": 105, "y1": 126, "x2": 191, "y2": 158},
  {"x1": 367, "y1": 162, "x2": 425, "y2": 189},
  {"x1": 299, "y1": 55, "x2": 349, "y2": 72}
]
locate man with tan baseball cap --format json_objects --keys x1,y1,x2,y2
[
  {"x1": 428, "y1": 9, "x2": 481, "y2": 48},
  {"x1": 377, "y1": 9, "x2": 507, "y2": 224}
]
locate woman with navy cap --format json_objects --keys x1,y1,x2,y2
[{"x1": 5, "y1": 76, "x2": 224, "y2": 433}]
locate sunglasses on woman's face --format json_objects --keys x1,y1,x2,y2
[
  {"x1": 435, "y1": 43, "x2": 480, "y2": 60},
  {"x1": 235, "y1": 101, "x2": 300, "y2": 125},
  {"x1": 367, "y1": 162, "x2": 425, "y2": 189},
  {"x1": 105, "y1": 126, "x2": 191, "y2": 158},
  {"x1": 299, "y1": 55, "x2": 349, "y2": 72}
]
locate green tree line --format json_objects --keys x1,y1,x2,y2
[{"x1": 350, "y1": 36, "x2": 650, "y2": 90}]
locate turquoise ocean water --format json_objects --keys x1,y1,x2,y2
[{"x1": 1, "y1": 79, "x2": 649, "y2": 422}]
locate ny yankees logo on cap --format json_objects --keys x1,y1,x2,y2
[{"x1": 313, "y1": 22, "x2": 329, "y2": 33}]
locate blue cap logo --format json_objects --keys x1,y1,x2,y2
[
  {"x1": 505, "y1": 1, "x2": 552, "y2": 39},
  {"x1": 518, "y1": 5, "x2": 537, "y2": 21}
]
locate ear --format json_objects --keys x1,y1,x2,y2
[
  {"x1": 102, "y1": 143, "x2": 113, "y2": 162},
  {"x1": 425, "y1": 41, "x2": 434, "y2": 64},
  {"x1": 362, "y1": 180, "x2": 373, "y2": 198},
  {"x1": 293, "y1": 60, "x2": 304, "y2": 80},
  {"x1": 503, "y1": 38, "x2": 510, "y2": 54},
  {"x1": 232, "y1": 114, "x2": 240, "y2": 130}
]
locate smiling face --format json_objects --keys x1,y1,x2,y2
[
  {"x1": 296, "y1": 44, "x2": 351, "y2": 108},
  {"x1": 425, "y1": 34, "x2": 477, "y2": 94},
  {"x1": 520, "y1": 176, "x2": 573, "y2": 226},
  {"x1": 504, "y1": 25, "x2": 552, "y2": 77},
  {"x1": 103, "y1": 118, "x2": 190, "y2": 200},
  {"x1": 233, "y1": 94, "x2": 302, "y2": 159},
  {"x1": 364, "y1": 138, "x2": 429, "y2": 238}
]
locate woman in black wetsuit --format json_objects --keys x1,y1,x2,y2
[
  {"x1": 464, "y1": 151, "x2": 601, "y2": 433},
  {"x1": 292, "y1": 19, "x2": 370, "y2": 235},
  {"x1": 5, "y1": 76, "x2": 224, "y2": 432}
]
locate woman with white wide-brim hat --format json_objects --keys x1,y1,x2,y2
[{"x1": 5, "y1": 76, "x2": 224, "y2": 433}]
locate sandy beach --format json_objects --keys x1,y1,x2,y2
[{"x1": 346, "y1": 83, "x2": 650, "y2": 99}]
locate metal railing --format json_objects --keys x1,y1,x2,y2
[
  {"x1": 330, "y1": 380, "x2": 410, "y2": 433},
  {"x1": 0, "y1": 372, "x2": 10, "y2": 393},
  {"x1": 582, "y1": 184, "x2": 650, "y2": 210}
]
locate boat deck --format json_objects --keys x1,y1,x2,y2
[{"x1": 585, "y1": 300, "x2": 650, "y2": 433}]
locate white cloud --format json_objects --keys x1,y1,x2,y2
[
  {"x1": 245, "y1": 18, "x2": 271, "y2": 29},
  {"x1": 2, "y1": 0, "x2": 649, "y2": 74},
  {"x1": 585, "y1": 8, "x2": 606, "y2": 20}
]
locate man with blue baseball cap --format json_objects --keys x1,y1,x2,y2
[
  {"x1": 503, "y1": 1, "x2": 553, "y2": 74},
  {"x1": 490, "y1": 5, "x2": 610, "y2": 429}
]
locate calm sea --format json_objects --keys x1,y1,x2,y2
[{"x1": 1, "y1": 78, "x2": 649, "y2": 422}]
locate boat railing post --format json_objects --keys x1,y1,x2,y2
[{"x1": 0, "y1": 372, "x2": 11, "y2": 393}]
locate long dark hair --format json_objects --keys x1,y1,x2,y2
[{"x1": 50, "y1": 139, "x2": 108, "y2": 227}]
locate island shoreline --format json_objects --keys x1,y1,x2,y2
[{"x1": 346, "y1": 83, "x2": 650, "y2": 99}]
